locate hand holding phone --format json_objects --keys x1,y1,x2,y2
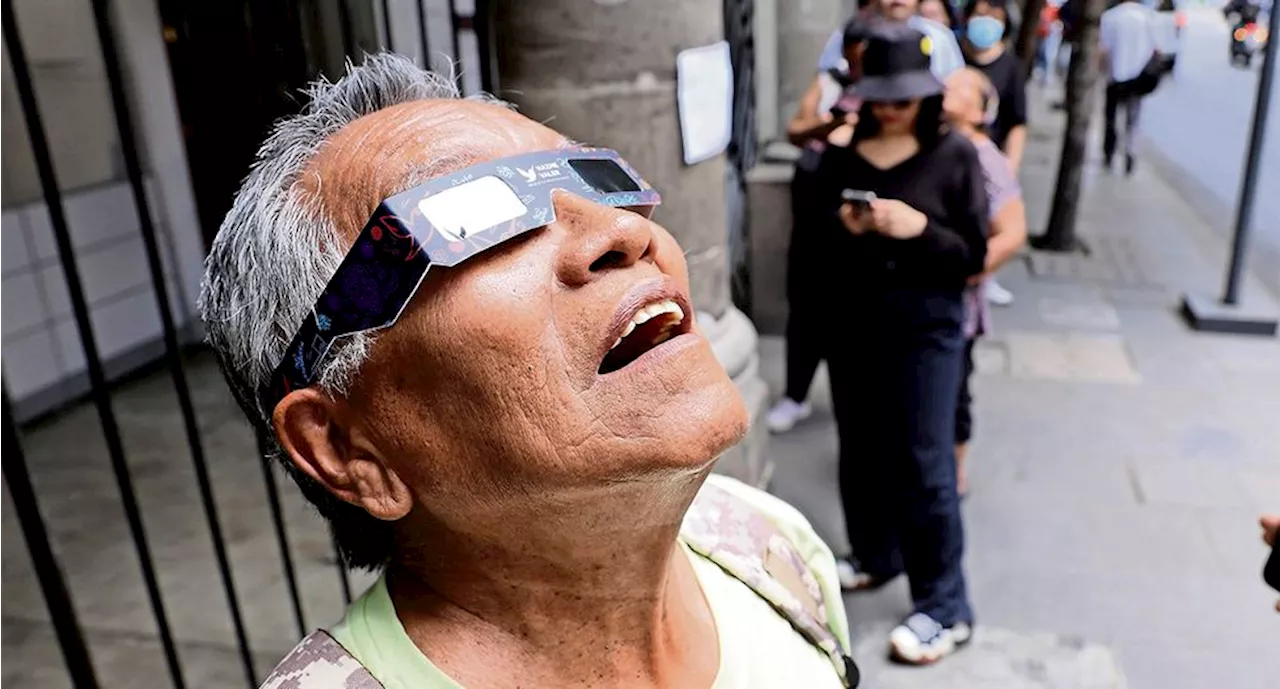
[{"x1": 841, "y1": 189, "x2": 877, "y2": 210}]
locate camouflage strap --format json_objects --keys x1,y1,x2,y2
[
  {"x1": 259, "y1": 630, "x2": 382, "y2": 689},
  {"x1": 681, "y1": 482, "x2": 860, "y2": 688}
]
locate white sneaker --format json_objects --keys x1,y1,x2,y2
[
  {"x1": 765, "y1": 398, "x2": 812, "y2": 433},
  {"x1": 984, "y1": 279, "x2": 1014, "y2": 306},
  {"x1": 889, "y1": 613, "x2": 972, "y2": 665},
  {"x1": 835, "y1": 558, "x2": 879, "y2": 591}
]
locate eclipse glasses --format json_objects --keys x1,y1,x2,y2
[{"x1": 261, "y1": 148, "x2": 660, "y2": 412}]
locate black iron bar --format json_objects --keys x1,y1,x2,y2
[
  {"x1": 3, "y1": 389, "x2": 101, "y2": 689},
  {"x1": 447, "y1": 0, "x2": 463, "y2": 88},
  {"x1": 473, "y1": 0, "x2": 498, "y2": 94},
  {"x1": 416, "y1": 0, "x2": 431, "y2": 68},
  {"x1": 333, "y1": 533, "x2": 354, "y2": 605},
  {"x1": 86, "y1": 0, "x2": 258, "y2": 684},
  {"x1": 1222, "y1": 3, "x2": 1280, "y2": 305},
  {"x1": 256, "y1": 430, "x2": 308, "y2": 638},
  {"x1": 1, "y1": 3, "x2": 186, "y2": 686},
  {"x1": 380, "y1": 0, "x2": 394, "y2": 51}
]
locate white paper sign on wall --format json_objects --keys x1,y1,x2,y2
[{"x1": 676, "y1": 41, "x2": 734, "y2": 166}]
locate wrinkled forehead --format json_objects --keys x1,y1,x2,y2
[{"x1": 298, "y1": 100, "x2": 571, "y2": 241}]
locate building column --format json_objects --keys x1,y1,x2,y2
[
  {"x1": 775, "y1": 0, "x2": 849, "y2": 131},
  {"x1": 492, "y1": 0, "x2": 770, "y2": 487}
]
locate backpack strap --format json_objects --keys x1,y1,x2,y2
[
  {"x1": 682, "y1": 482, "x2": 860, "y2": 688},
  {"x1": 259, "y1": 630, "x2": 383, "y2": 689}
]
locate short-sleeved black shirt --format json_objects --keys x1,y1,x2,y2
[
  {"x1": 813, "y1": 130, "x2": 990, "y2": 292},
  {"x1": 967, "y1": 50, "x2": 1028, "y2": 150}
]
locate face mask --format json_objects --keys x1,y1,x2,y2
[{"x1": 966, "y1": 16, "x2": 1005, "y2": 50}]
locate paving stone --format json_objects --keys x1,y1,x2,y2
[
  {"x1": 1005, "y1": 332, "x2": 1142, "y2": 383},
  {"x1": 1037, "y1": 297, "x2": 1122, "y2": 330},
  {"x1": 1127, "y1": 459, "x2": 1255, "y2": 510},
  {"x1": 851, "y1": 625, "x2": 1126, "y2": 689}
]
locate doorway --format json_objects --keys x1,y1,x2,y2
[{"x1": 156, "y1": 0, "x2": 380, "y2": 247}]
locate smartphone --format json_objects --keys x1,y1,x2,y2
[{"x1": 841, "y1": 189, "x2": 877, "y2": 211}]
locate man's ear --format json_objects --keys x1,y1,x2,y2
[{"x1": 272, "y1": 388, "x2": 413, "y2": 521}]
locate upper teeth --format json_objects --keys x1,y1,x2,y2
[{"x1": 612, "y1": 299, "x2": 685, "y2": 350}]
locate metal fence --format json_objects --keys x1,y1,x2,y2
[
  {"x1": 724, "y1": 0, "x2": 758, "y2": 312},
  {"x1": 1, "y1": 2, "x2": 489, "y2": 687}
]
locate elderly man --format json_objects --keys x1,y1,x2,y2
[{"x1": 201, "y1": 55, "x2": 857, "y2": 689}]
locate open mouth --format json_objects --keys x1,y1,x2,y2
[{"x1": 598, "y1": 299, "x2": 688, "y2": 374}]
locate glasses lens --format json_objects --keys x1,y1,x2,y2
[
  {"x1": 569, "y1": 158, "x2": 642, "y2": 194},
  {"x1": 417, "y1": 176, "x2": 529, "y2": 243}
]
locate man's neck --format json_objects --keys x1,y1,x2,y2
[{"x1": 387, "y1": 471, "x2": 720, "y2": 688}]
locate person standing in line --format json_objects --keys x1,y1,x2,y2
[
  {"x1": 961, "y1": 0, "x2": 1027, "y2": 170},
  {"x1": 920, "y1": 0, "x2": 963, "y2": 33},
  {"x1": 960, "y1": 0, "x2": 1027, "y2": 307},
  {"x1": 817, "y1": 24, "x2": 987, "y2": 664},
  {"x1": 942, "y1": 67, "x2": 1028, "y2": 496},
  {"x1": 817, "y1": 0, "x2": 967, "y2": 81},
  {"x1": 1100, "y1": 0, "x2": 1158, "y2": 175},
  {"x1": 767, "y1": 17, "x2": 869, "y2": 433}
]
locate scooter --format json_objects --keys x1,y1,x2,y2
[{"x1": 1230, "y1": 18, "x2": 1269, "y2": 68}]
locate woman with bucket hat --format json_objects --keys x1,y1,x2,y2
[{"x1": 813, "y1": 22, "x2": 988, "y2": 664}]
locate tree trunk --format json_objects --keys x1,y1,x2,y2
[
  {"x1": 1037, "y1": 0, "x2": 1106, "y2": 252},
  {"x1": 1015, "y1": 0, "x2": 1046, "y2": 79}
]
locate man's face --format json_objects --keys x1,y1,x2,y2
[
  {"x1": 878, "y1": 0, "x2": 920, "y2": 22},
  {"x1": 296, "y1": 101, "x2": 747, "y2": 524}
]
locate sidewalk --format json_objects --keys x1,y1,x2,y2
[{"x1": 760, "y1": 91, "x2": 1280, "y2": 688}]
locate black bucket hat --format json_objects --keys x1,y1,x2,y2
[{"x1": 856, "y1": 22, "x2": 944, "y2": 102}]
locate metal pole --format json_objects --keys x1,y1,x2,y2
[
  {"x1": 256, "y1": 430, "x2": 308, "y2": 638},
  {"x1": 3, "y1": 389, "x2": 101, "y2": 689},
  {"x1": 416, "y1": 0, "x2": 431, "y2": 68},
  {"x1": 333, "y1": 534, "x2": 354, "y2": 605},
  {"x1": 85, "y1": 1, "x2": 257, "y2": 684},
  {"x1": 1, "y1": 4, "x2": 186, "y2": 687},
  {"x1": 1222, "y1": 4, "x2": 1280, "y2": 305}
]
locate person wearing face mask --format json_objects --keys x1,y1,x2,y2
[
  {"x1": 961, "y1": 0, "x2": 1026, "y2": 308},
  {"x1": 962, "y1": 0, "x2": 1027, "y2": 171}
]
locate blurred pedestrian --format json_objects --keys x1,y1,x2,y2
[
  {"x1": 1100, "y1": 0, "x2": 1159, "y2": 175},
  {"x1": 960, "y1": 0, "x2": 1026, "y2": 308},
  {"x1": 817, "y1": 0, "x2": 967, "y2": 80},
  {"x1": 1035, "y1": 0, "x2": 1065, "y2": 86},
  {"x1": 920, "y1": 0, "x2": 963, "y2": 32},
  {"x1": 961, "y1": 0, "x2": 1027, "y2": 171},
  {"x1": 817, "y1": 24, "x2": 987, "y2": 664},
  {"x1": 768, "y1": 16, "x2": 870, "y2": 433},
  {"x1": 942, "y1": 67, "x2": 1028, "y2": 496},
  {"x1": 1262, "y1": 514, "x2": 1280, "y2": 613}
]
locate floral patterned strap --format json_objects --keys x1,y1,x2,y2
[
  {"x1": 682, "y1": 482, "x2": 860, "y2": 688},
  {"x1": 258, "y1": 630, "x2": 382, "y2": 689}
]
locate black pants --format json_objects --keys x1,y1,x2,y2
[
  {"x1": 955, "y1": 338, "x2": 976, "y2": 445},
  {"x1": 782, "y1": 165, "x2": 829, "y2": 404},
  {"x1": 829, "y1": 290, "x2": 974, "y2": 626},
  {"x1": 1103, "y1": 82, "x2": 1143, "y2": 163},
  {"x1": 785, "y1": 301, "x2": 825, "y2": 403}
]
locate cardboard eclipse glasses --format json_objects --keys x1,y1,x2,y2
[{"x1": 261, "y1": 148, "x2": 661, "y2": 412}]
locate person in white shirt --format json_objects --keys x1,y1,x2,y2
[
  {"x1": 818, "y1": 0, "x2": 966, "y2": 80},
  {"x1": 1099, "y1": 0, "x2": 1157, "y2": 175}
]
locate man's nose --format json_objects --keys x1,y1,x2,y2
[{"x1": 552, "y1": 191, "x2": 655, "y2": 287}]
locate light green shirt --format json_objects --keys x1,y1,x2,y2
[{"x1": 330, "y1": 475, "x2": 850, "y2": 688}]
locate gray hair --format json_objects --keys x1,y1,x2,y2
[{"x1": 200, "y1": 54, "x2": 487, "y2": 569}]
